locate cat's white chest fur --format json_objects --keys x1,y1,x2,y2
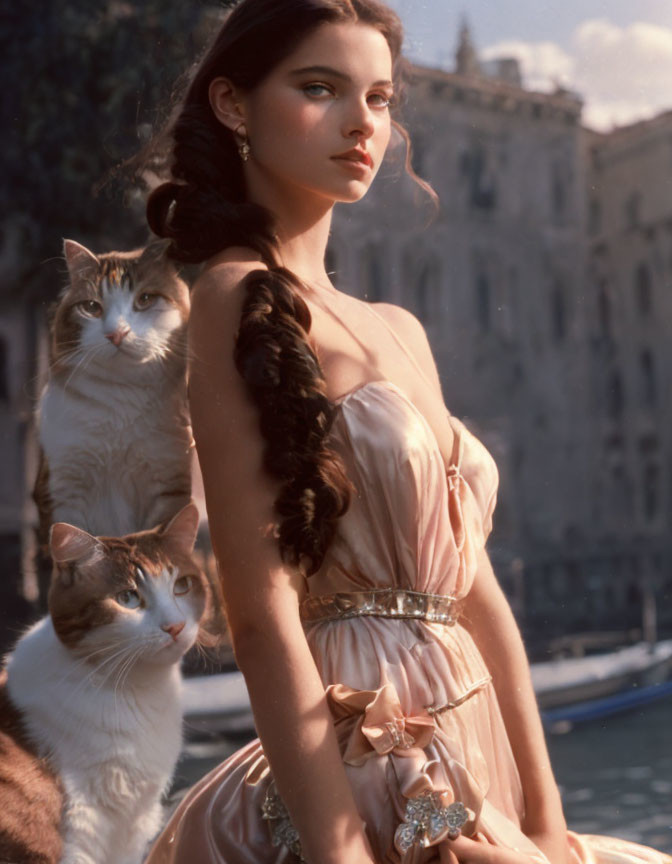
[
  {"x1": 7, "y1": 618, "x2": 184, "y2": 864},
  {"x1": 38, "y1": 374, "x2": 193, "y2": 536}
]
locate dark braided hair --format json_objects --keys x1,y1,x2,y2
[{"x1": 134, "y1": 0, "x2": 438, "y2": 577}]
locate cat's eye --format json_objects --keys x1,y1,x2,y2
[
  {"x1": 135, "y1": 292, "x2": 158, "y2": 310},
  {"x1": 116, "y1": 589, "x2": 142, "y2": 609},
  {"x1": 173, "y1": 575, "x2": 193, "y2": 596},
  {"x1": 78, "y1": 300, "x2": 103, "y2": 318}
]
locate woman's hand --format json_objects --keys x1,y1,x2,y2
[
  {"x1": 441, "y1": 835, "x2": 535, "y2": 863},
  {"x1": 440, "y1": 830, "x2": 570, "y2": 864},
  {"x1": 525, "y1": 830, "x2": 571, "y2": 864}
]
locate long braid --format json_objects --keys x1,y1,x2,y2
[
  {"x1": 131, "y1": 0, "x2": 436, "y2": 576},
  {"x1": 234, "y1": 266, "x2": 355, "y2": 575}
]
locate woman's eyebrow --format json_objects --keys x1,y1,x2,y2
[{"x1": 289, "y1": 64, "x2": 393, "y2": 88}]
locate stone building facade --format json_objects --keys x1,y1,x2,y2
[
  {"x1": 1, "y1": 25, "x2": 670, "y2": 655},
  {"x1": 328, "y1": 33, "x2": 672, "y2": 649}
]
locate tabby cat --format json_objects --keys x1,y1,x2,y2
[
  {"x1": 0, "y1": 501, "x2": 207, "y2": 864},
  {"x1": 33, "y1": 238, "x2": 194, "y2": 559}
]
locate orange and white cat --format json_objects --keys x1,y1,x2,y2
[
  {"x1": 33, "y1": 238, "x2": 194, "y2": 547},
  {"x1": 0, "y1": 502, "x2": 208, "y2": 864}
]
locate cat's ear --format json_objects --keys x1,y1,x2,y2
[
  {"x1": 159, "y1": 502, "x2": 200, "y2": 554},
  {"x1": 63, "y1": 240, "x2": 98, "y2": 279},
  {"x1": 138, "y1": 238, "x2": 173, "y2": 271},
  {"x1": 49, "y1": 522, "x2": 107, "y2": 571}
]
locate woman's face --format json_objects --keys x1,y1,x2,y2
[{"x1": 224, "y1": 21, "x2": 395, "y2": 206}]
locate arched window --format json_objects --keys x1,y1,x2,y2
[
  {"x1": 625, "y1": 191, "x2": 641, "y2": 230},
  {"x1": 643, "y1": 463, "x2": 659, "y2": 521},
  {"x1": 402, "y1": 253, "x2": 441, "y2": 324},
  {"x1": 461, "y1": 145, "x2": 497, "y2": 211},
  {"x1": 639, "y1": 349, "x2": 656, "y2": 408},
  {"x1": 551, "y1": 160, "x2": 567, "y2": 223},
  {"x1": 588, "y1": 197, "x2": 601, "y2": 236},
  {"x1": 0, "y1": 336, "x2": 7, "y2": 402},
  {"x1": 476, "y1": 271, "x2": 491, "y2": 332},
  {"x1": 634, "y1": 262, "x2": 652, "y2": 316},
  {"x1": 597, "y1": 281, "x2": 611, "y2": 338},
  {"x1": 551, "y1": 279, "x2": 567, "y2": 342},
  {"x1": 607, "y1": 368, "x2": 624, "y2": 420}
]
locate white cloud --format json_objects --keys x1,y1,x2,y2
[
  {"x1": 481, "y1": 39, "x2": 574, "y2": 93},
  {"x1": 482, "y1": 19, "x2": 672, "y2": 131}
]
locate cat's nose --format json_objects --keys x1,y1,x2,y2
[
  {"x1": 105, "y1": 327, "x2": 130, "y2": 346},
  {"x1": 162, "y1": 621, "x2": 185, "y2": 641}
]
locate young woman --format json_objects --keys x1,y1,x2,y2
[{"x1": 139, "y1": 1, "x2": 671, "y2": 862}]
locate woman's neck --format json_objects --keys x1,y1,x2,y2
[
  {"x1": 245, "y1": 172, "x2": 338, "y2": 291},
  {"x1": 201, "y1": 197, "x2": 341, "y2": 297},
  {"x1": 275, "y1": 213, "x2": 332, "y2": 284}
]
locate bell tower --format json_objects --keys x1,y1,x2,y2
[{"x1": 455, "y1": 16, "x2": 481, "y2": 77}]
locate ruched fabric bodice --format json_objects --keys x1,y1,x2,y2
[
  {"x1": 145, "y1": 364, "x2": 670, "y2": 864},
  {"x1": 309, "y1": 377, "x2": 498, "y2": 601}
]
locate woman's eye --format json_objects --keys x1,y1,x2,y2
[
  {"x1": 302, "y1": 83, "x2": 393, "y2": 109},
  {"x1": 369, "y1": 93, "x2": 394, "y2": 109},
  {"x1": 116, "y1": 589, "x2": 142, "y2": 610},
  {"x1": 78, "y1": 300, "x2": 103, "y2": 318},
  {"x1": 303, "y1": 83, "x2": 332, "y2": 98},
  {"x1": 174, "y1": 575, "x2": 193, "y2": 596},
  {"x1": 135, "y1": 292, "x2": 157, "y2": 310}
]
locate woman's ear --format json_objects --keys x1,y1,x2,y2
[{"x1": 208, "y1": 76, "x2": 246, "y2": 132}]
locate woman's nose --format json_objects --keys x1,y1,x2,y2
[{"x1": 342, "y1": 98, "x2": 375, "y2": 140}]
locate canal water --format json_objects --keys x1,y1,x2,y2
[{"x1": 173, "y1": 695, "x2": 672, "y2": 854}]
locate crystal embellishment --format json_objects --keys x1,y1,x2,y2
[
  {"x1": 261, "y1": 783, "x2": 306, "y2": 862},
  {"x1": 300, "y1": 587, "x2": 463, "y2": 627},
  {"x1": 394, "y1": 791, "x2": 469, "y2": 853}
]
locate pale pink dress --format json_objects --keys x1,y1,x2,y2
[{"x1": 146, "y1": 310, "x2": 671, "y2": 864}]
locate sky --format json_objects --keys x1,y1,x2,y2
[{"x1": 386, "y1": 0, "x2": 672, "y2": 130}]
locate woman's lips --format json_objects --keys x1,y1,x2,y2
[{"x1": 331, "y1": 156, "x2": 372, "y2": 175}]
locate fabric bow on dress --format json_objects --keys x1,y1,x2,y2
[{"x1": 326, "y1": 682, "x2": 472, "y2": 855}]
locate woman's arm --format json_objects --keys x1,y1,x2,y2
[
  {"x1": 188, "y1": 260, "x2": 375, "y2": 864},
  {"x1": 386, "y1": 306, "x2": 569, "y2": 863},
  {"x1": 460, "y1": 548, "x2": 570, "y2": 864}
]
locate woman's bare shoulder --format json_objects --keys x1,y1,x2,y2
[
  {"x1": 371, "y1": 301, "x2": 443, "y2": 400},
  {"x1": 371, "y1": 300, "x2": 425, "y2": 345}
]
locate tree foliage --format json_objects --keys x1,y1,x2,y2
[{"x1": 1, "y1": 0, "x2": 220, "y2": 299}]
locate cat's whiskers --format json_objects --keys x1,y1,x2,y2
[
  {"x1": 109, "y1": 645, "x2": 141, "y2": 732},
  {"x1": 42, "y1": 635, "x2": 142, "y2": 694},
  {"x1": 48, "y1": 641, "x2": 126, "y2": 690},
  {"x1": 52, "y1": 344, "x2": 87, "y2": 368},
  {"x1": 87, "y1": 642, "x2": 143, "y2": 691},
  {"x1": 54, "y1": 335, "x2": 88, "y2": 347},
  {"x1": 189, "y1": 634, "x2": 211, "y2": 668},
  {"x1": 51, "y1": 342, "x2": 96, "y2": 381},
  {"x1": 106, "y1": 633, "x2": 180, "y2": 732},
  {"x1": 35, "y1": 643, "x2": 138, "y2": 761},
  {"x1": 54, "y1": 643, "x2": 141, "y2": 723},
  {"x1": 54, "y1": 645, "x2": 133, "y2": 711},
  {"x1": 62, "y1": 342, "x2": 108, "y2": 391},
  {"x1": 46, "y1": 643, "x2": 148, "y2": 752}
]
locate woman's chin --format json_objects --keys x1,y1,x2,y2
[{"x1": 329, "y1": 182, "x2": 372, "y2": 204}]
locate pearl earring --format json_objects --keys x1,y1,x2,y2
[{"x1": 235, "y1": 122, "x2": 251, "y2": 162}]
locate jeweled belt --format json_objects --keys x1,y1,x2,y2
[{"x1": 299, "y1": 587, "x2": 463, "y2": 626}]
